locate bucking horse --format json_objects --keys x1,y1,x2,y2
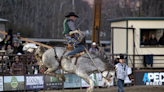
[{"x1": 35, "y1": 46, "x2": 115, "y2": 92}]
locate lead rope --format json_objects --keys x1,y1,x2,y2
[{"x1": 85, "y1": 48, "x2": 104, "y2": 77}]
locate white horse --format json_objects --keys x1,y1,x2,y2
[{"x1": 35, "y1": 46, "x2": 115, "y2": 92}]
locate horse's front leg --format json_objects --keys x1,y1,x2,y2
[{"x1": 77, "y1": 73, "x2": 94, "y2": 92}]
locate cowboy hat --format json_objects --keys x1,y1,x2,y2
[
  {"x1": 92, "y1": 42, "x2": 96, "y2": 45},
  {"x1": 117, "y1": 54, "x2": 126, "y2": 59},
  {"x1": 65, "y1": 12, "x2": 79, "y2": 18}
]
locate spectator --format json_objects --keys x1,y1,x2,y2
[
  {"x1": 1, "y1": 45, "x2": 5, "y2": 50},
  {"x1": 7, "y1": 45, "x2": 12, "y2": 50},
  {"x1": 159, "y1": 33, "x2": 164, "y2": 45},
  {"x1": 6, "y1": 59, "x2": 11, "y2": 74},
  {"x1": 13, "y1": 32, "x2": 24, "y2": 54},
  {"x1": 6, "y1": 49, "x2": 14, "y2": 67},
  {"x1": 12, "y1": 42, "x2": 18, "y2": 54},
  {"x1": 34, "y1": 61, "x2": 40, "y2": 74},
  {"x1": 26, "y1": 61, "x2": 34, "y2": 74},
  {"x1": 141, "y1": 35, "x2": 148, "y2": 45},
  {"x1": 13, "y1": 32, "x2": 22, "y2": 47},
  {"x1": 7, "y1": 49, "x2": 13, "y2": 54},
  {"x1": 12, "y1": 56, "x2": 23, "y2": 75},
  {"x1": 89, "y1": 42, "x2": 98, "y2": 54},
  {"x1": 149, "y1": 34, "x2": 158, "y2": 45},
  {"x1": 4, "y1": 29, "x2": 13, "y2": 50}
]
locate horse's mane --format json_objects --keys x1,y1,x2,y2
[{"x1": 90, "y1": 49, "x2": 115, "y2": 71}]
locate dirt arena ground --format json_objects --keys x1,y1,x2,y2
[{"x1": 37, "y1": 86, "x2": 164, "y2": 92}]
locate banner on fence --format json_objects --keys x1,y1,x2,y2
[
  {"x1": 45, "y1": 75, "x2": 62, "y2": 89},
  {"x1": 64, "y1": 74, "x2": 81, "y2": 88},
  {"x1": 135, "y1": 72, "x2": 164, "y2": 86},
  {"x1": 0, "y1": 76, "x2": 3, "y2": 91},
  {"x1": 25, "y1": 75, "x2": 44, "y2": 90},
  {"x1": 4, "y1": 76, "x2": 24, "y2": 91}
]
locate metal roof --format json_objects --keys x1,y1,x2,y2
[
  {"x1": 0, "y1": 18, "x2": 8, "y2": 22},
  {"x1": 27, "y1": 38, "x2": 110, "y2": 44},
  {"x1": 107, "y1": 17, "x2": 164, "y2": 22}
]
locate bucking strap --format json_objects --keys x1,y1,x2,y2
[
  {"x1": 75, "y1": 56, "x2": 80, "y2": 65},
  {"x1": 53, "y1": 47, "x2": 66, "y2": 69}
]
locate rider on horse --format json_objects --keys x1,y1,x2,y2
[{"x1": 62, "y1": 12, "x2": 86, "y2": 60}]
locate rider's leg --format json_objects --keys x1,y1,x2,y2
[
  {"x1": 65, "y1": 45, "x2": 85, "y2": 59},
  {"x1": 67, "y1": 45, "x2": 85, "y2": 56}
]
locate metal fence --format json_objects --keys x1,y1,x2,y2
[{"x1": 0, "y1": 54, "x2": 164, "y2": 91}]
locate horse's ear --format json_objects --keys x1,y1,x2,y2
[{"x1": 40, "y1": 45, "x2": 46, "y2": 52}]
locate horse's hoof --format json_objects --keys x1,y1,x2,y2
[
  {"x1": 44, "y1": 71, "x2": 47, "y2": 74},
  {"x1": 86, "y1": 88, "x2": 92, "y2": 92},
  {"x1": 58, "y1": 77, "x2": 63, "y2": 81}
]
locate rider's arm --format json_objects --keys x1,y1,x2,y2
[{"x1": 67, "y1": 21, "x2": 76, "y2": 31}]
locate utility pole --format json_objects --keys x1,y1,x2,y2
[
  {"x1": 92, "y1": 0, "x2": 102, "y2": 45},
  {"x1": 72, "y1": 0, "x2": 75, "y2": 12}
]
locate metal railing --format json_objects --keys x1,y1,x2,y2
[{"x1": 0, "y1": 54, "x2": 164, "y2": 91}]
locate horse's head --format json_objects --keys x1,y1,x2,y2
[
  {"x1": 102, "y1": 70, "x2": 115, "y2": 88},
  {"x1": 34, "y1": 45, "x2": 46, "y2": 61}
]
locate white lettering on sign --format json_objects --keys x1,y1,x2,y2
[
  {"x1": 26, "y1": 76, "x2": 44, "y2": 85},
  {"x1": 143, "y1": 72, "x2": 164, "y2": 86}
]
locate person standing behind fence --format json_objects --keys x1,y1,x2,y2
[
  {"x1": 12, "y1": 56, "x2": 23, "y2": 75},
  {"x1": 89, "y1": 42, "x2": 98, "y2": 54},
  {"x1": 115, "y1": 54, "x2": 133, "y2": 92}
]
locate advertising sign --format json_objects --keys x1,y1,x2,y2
[
  {"x1": 81, "y1": 74, "x2": 99, "y2": 87},
  {"x1": 64, "y1": 74, "x2": 81, "y2": 88},
  {"x1": 45, "y1": 75, "x2": 62, "y2": 89},
  {"x1": 0, "y1": 76, "x2": 3, "y2": 91},
  {"x1": 25, "y1": 75, "x2": 44, "y2": 90},
  {"x1": 135, "y1": 72, "x2": 164, "y2": 86},
  {"x1": 4, "y1": 76, "x2": 24, "y2": 91}
]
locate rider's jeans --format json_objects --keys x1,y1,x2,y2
[{"x1": 67, "y1": 45, "x2": 85, "y2": 56}]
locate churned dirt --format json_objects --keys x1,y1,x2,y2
[{"x1": 36, "y1": 86, "x2": 164, "y2": 92}]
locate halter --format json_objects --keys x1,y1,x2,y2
[{"x1": 53, "y1": 47, "x2": 66, "y2": 69}]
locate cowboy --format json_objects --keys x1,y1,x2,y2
[
  {"x1": 115, "y1": 54, "x2": 134, "y2": 92},
  {"x1": 62, "y1": 12, "x2": 79, "y2": 45},
  {"x1": 63, "y1": 12, "x2": 86, "y2": 60}
]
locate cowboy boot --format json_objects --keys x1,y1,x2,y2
[{"x1": 64, "y1": 55, "x2": 73, "y2": 63}]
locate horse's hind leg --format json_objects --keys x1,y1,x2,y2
[
  {"x1": 44, "y1": 68, "x2": 55, "y2": 75},
  {"x1": 44, "y1": 68, "x2": 65, "y2": 81},
  {"x1": 78, "y1": 73, "x2": 94, "y2": 92}
]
